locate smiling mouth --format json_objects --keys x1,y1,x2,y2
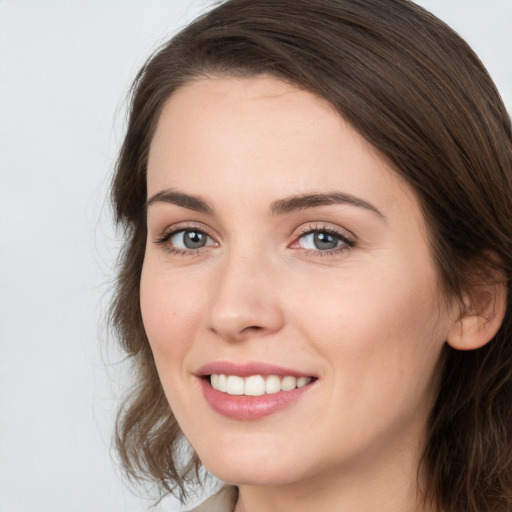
[
  {"x1": 208, "y1": 374, "x2": 314, "y2": 396},
  {"x1": 199, "y1": 366, "x2": 317, "y2": 419}
]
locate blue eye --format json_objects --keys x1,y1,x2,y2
[
  {"x1": 169, "y1": 229, "x2": 214, "y2": 250},
  {"x1": 155, "y1": 227, "x2": 217, "y2": 254},
  {"x1": 297, "y1": 230, "x2": 352, "y2": 252}
]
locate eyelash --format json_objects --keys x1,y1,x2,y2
[
  {"x1": 154, "y1": 223, "x2": 355, "y2": 257},
  {"x1": 293, "y1": 224, "x2": 355, "y2": 258},
  {"x1": 154, "y1": 224, "x2": 217, "y2": 256}
]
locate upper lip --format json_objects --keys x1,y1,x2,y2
[{"x1": 196, "y1": 361, "x2": 315, "y2": 378}]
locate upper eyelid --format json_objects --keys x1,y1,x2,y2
[
  {"x1": 295, "y1": 222, "x2": 355, "y2": 240},
  {"x1": 155, "y1": 222, "x2": 215, "y2": 239}
]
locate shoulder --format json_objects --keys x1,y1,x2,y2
[{"x1": 185, "y1": 485, "x2": 238, "y2": 512}]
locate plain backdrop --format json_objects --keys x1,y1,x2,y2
[{"x1": 0, "y1": 1, "x2": 510, "y2": 511}]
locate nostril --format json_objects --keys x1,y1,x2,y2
[{"x1": 240, "y1": 325, "x2": 265, "y2": 335}]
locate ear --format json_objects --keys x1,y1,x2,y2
[{"x1": 447, "y1": 267, "x2": 507, "y2": 351}]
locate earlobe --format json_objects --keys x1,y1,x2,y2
[{"x1": 447, "y1": 278, "x2": 507, "y2": 351}]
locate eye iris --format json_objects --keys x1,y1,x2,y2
[
  {"x1": 183, "y1": 231, "x2": 206, "y2": 249},
  {"x1": 314, "y1": 232, "x2": 339, "y2": 250}
]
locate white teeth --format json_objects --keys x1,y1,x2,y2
[
  {"x1": 218, "y1": 374, "x2": 228, "y2": 392},
  {"x1": 226, "y1": 375, "x2": 244, "y2": 395},
  {"x1": 265, "y1": 375, "x2": 281, "y2": 394},
  {"x1": 297, "y1": 377, "x2": 309, "y2": 388},
  {"x1": 244, "y1": 375, "x2": 266, "y2": 396},
  {"x1": 210, "y1": 374, "x2": 312, "y2": 395},
  {"x1": 281, "y1": 376, "x2": 296, "y2": 391}
]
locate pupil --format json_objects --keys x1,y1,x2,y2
[
  {"x1": 314, "y1": 232, "x2": 338, "y2": 250},
  {"x1": 184, "y1": 231, "x2": 206, "y2": 249}
]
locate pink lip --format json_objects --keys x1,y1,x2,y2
[
  {"x1": 196, "y1": 361, "x2": 316, "y2": 421},
  {"x1": 196, "y1": 361, "x2": 313, "y2": 378}
]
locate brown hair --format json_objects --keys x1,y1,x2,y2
[{"x1": 111, "y1": 0, "x2": 512, "y2": 509}]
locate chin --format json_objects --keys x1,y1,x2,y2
[
  {"x1": 204, "y1": 459, "x2": 303, "y2": 488},
  {"x1": 194, "y1": 436, "x2": 309, "y2": 487}
]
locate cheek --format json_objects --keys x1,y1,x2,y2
[
  {"x1": 293, "y1": 273, "x2": 447, "y2": 449},
  {"x1": 297, "y1": 264, "x2": 440, "y2": 339},
  {"x1": 139, "y1": 261, "x2": 203, "y2": 367},
  {"x1": 290, "y1": 262, "x2": 447, "y2": 393},
  {"x1": 139, "y1": 262, "x2": 208, "y2": 425}
]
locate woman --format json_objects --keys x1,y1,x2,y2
[{"x1": 110, "y1": 1, "x2": 512, "y2": 511}]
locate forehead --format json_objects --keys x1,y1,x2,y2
[
  {"x1": 149, "y1": 75, "x2": 347, "y2": 167},
  {"x1": 147, "y1": 75, "x2": 420, "y2": 224}
]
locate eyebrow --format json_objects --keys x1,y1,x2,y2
[
  {"x1": 145, "y1": 189, "x2": 384, "y2": 218},
  {"x1": 270, "y1": 192, "x2": 384, "y2": 218},
  {"x1": 145, "y1": 189, "x2": 213, "y2": 214}
]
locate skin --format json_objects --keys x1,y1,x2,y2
[{"x1": 141, "y1": 75, "x2": 460, "y2": 512}]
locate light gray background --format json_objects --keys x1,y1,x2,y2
[{"x1": 0, "y1": 1, "x2": 511, "y2": 511}]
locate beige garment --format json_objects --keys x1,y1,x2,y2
[{"x1": 187, "y1": 485, "x2": 238, "y2": 512}]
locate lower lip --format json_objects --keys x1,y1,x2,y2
[{"x1": 199, "y1": 378, "x2": 314, "y2": 420}]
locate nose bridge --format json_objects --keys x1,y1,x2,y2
[{"x1": 205, "y1": 243, "x2": 283, "y2": 340}]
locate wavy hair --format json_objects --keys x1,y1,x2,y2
[{"x1": 110, "y1": 0, "x2": 512, "y2": 509}]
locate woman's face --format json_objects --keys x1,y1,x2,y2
[{"x1": 141, "y1": 76, "x2": 457, "y2": 488}]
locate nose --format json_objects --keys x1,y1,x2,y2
[{"x1": 205, "y1": 251, "x2": 284, "y2": 342}]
